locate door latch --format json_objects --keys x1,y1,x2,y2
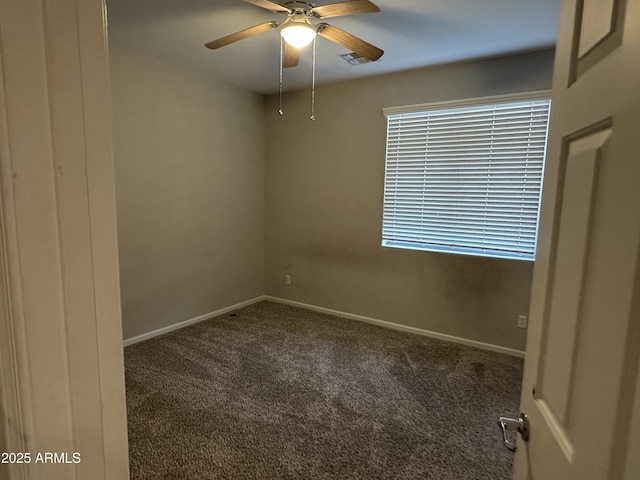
[{"x1": 498, "y1": 413, "x2": 529, "y2": 451}]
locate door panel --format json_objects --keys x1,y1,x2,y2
[
  {"x1": 514, "y1": 0, "x2": 640, "y2": 479},
  {"x1": 537, "y1": 126, "x2": 608, "y2": 428},
  {"x1": 571, "y1": 0, "x2": 626, "y2": 82},
  {"x1": 578, "y1": 0, "x2": 617, "y2": 56}
]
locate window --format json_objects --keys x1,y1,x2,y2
[{"x1": 382, "y1": 91, "x2": 551, "y2": 261}]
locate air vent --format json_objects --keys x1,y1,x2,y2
[{"x1": 339, "y1": 52, "x2": 372, "y2": 65}]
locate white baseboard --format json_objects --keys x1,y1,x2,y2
[
  {"x1": 123, "y1": 294, "x2": 525, "y2": 358},
  {"x1": 123, "y1": 296, "x2": 267, "y2": 347},
  {"x1": 264, "y1": 296, "x2": 525, "y2": 358}
]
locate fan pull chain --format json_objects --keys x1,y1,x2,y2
[
  {"x1": 279, "y1": 37, "x2": 284, "y2": 115},
  {"x1": 310, "y1": 36, "x2": 316, "y2": 121}
]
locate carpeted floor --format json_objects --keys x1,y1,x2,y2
[{"x1": 125, "y1": 301, "x2": 523, "y2": 479}]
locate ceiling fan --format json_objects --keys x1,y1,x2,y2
[{"x1": 205, "y1": 0, "x2": 384, "y2": 68}]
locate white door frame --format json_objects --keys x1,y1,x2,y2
[{"x1": 0, "y1": 0, "x2": 129, "y2": 479}]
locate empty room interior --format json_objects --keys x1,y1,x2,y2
[
  {"x1": 5, "y1": 1, "x2": 640, "y2": 479},
  {"x1": 108, "y1": 0, "x2": 558, "y2": 478}
]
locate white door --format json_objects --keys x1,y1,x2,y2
[{"x1": 513, "y1": 0, "x2": 640, "y2": 479}]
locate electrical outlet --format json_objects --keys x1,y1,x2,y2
[
  {"x1": 517, "y1": 315, "x2": 528, "y2": 329},
  {"x1": 284, "y1": 274, "x2": 291, "y2": 285}
]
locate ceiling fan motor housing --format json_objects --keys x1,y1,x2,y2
[
  {"x1": 283, "y1": 1, "x2": 314, "y2": 14},
  {"x1": 287, "y1": 10, "x2": 313, "y2": 25}
]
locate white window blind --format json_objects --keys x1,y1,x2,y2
[{"x1": 382, "y1": 92, "x2": 551, "y2": 261}]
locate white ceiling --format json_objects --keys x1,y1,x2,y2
[{"x1": 106, "y1": 0, "x2": 560, "y2": 95}]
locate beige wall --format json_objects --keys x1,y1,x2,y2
[
  {"x1": 110, "y1": 46, "x2": 553, "y2": 350},
  {"x1": 265, "y1": 49, "x2": 555, "y2": 351},
  {"x1": 110, "y1": 44, "x2": 265, "y2": 340}
]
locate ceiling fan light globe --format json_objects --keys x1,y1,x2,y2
[{"x1": 281, "y1": 24, "x2": 316, "y2": 48}]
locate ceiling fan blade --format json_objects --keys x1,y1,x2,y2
[
  {"x1": 283, "y1": 42, "x2": 300, "y2": 68},
  {"x1": 311, "y1": 0, "x2": 380, "y2": 19},
  {"x1": 205, "y1": 22, "x2": 279, "y2": 49},
  {"x1": 243, "y1": 0, "x2": 291, "y2": 13},
  {"x1": 317, "y1": 23, "x2": 383, "y2": 61}
]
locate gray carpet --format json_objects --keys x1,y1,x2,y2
[{"x1": 125, "y1": 301, "x2": 523, "y2": 479}]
